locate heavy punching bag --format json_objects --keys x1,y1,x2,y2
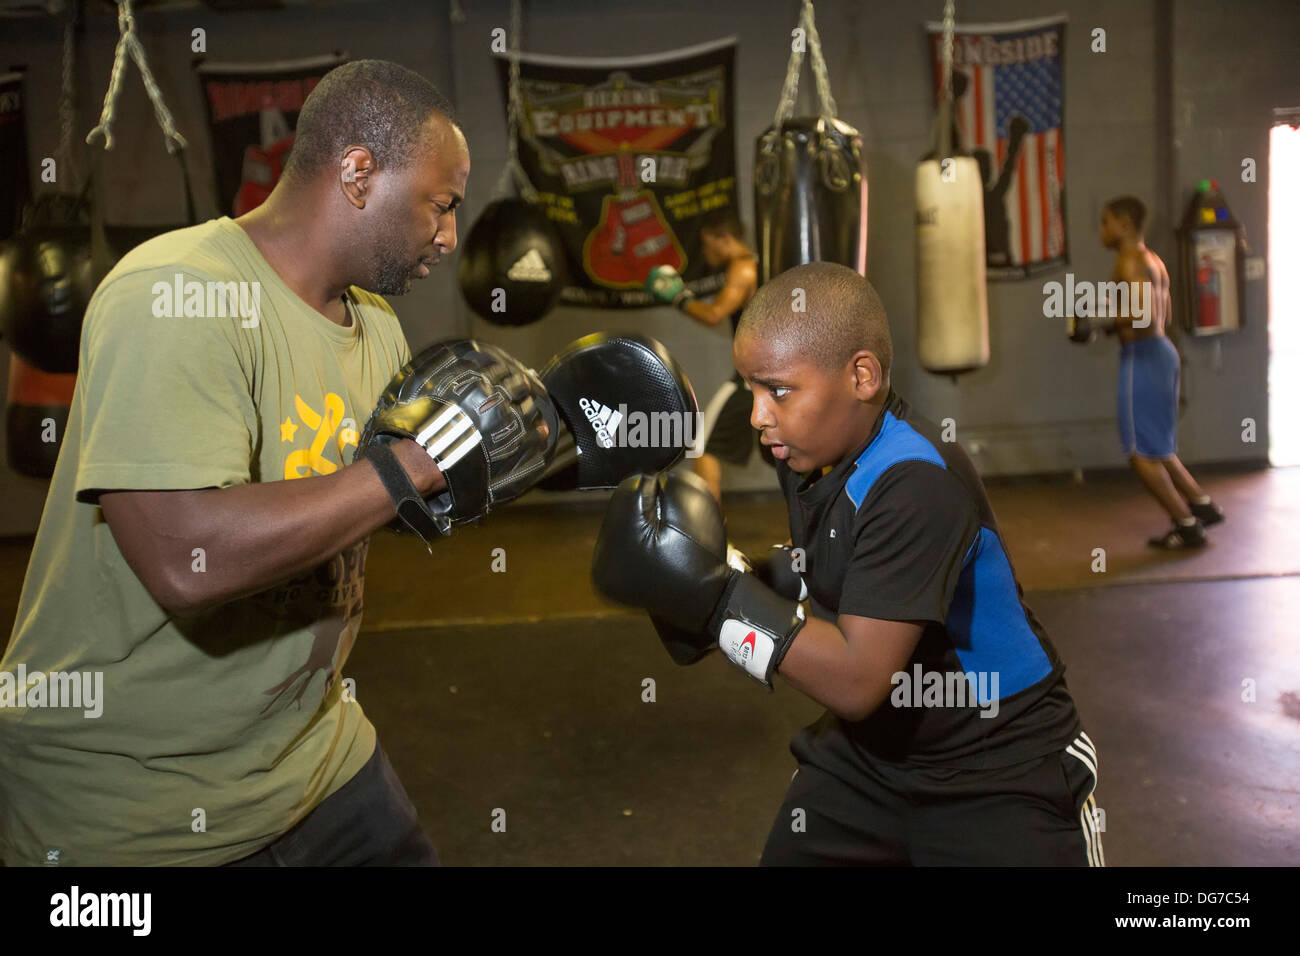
[
  {"x1": 0, "y1": 212, "x2": 95, "y2": 374},
  {"x1": 0, "y1": 194, "x2": 98, "y2": 478},
  {"x1": 5, "y1": 357, "x2": 76, "y2": 479},
  {"x1": 1, "y1": 176, "x2": 196, "y2": 477},
  {"x1": 754, "y1": 0, "x2": 867, "y2": 284},
  {"x1": 916, "y1": 1, "x2": 989, "y2": 375},
  {"x1": 2, "y1": 7, "x2": 199, "y2": 477},
  {"x1": 457, "y1": 198, "x2": 568, "y2": 326}
]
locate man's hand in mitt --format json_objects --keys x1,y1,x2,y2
[{"x1": 358, "y1": 339, "x2": 559, "y2": 545}]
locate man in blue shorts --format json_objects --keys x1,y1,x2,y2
[{"x1": 1099, "y1": 196, "x2": 1224, "y2": 549}]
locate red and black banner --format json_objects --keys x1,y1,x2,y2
[
  {"x1": 496, "y1": 38, "x2": 737, "y2": 308},
  {"x1": 0, "y1": 71, "x2": 32, "y2": 242},
  {"x1": 196, "y1": 54, "x2": 346, "y2": 218}
]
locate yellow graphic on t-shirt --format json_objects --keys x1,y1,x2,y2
[{"x1": 283, "y1": 392, "x2": 358, "y2": 478}]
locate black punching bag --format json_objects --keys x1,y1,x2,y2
[
  {"x1": 0, "y1": 222, "x2": 97, "y2": 478},
  {"x1": 6, "y1": 355, "x2": 75, "y2": 478},
  {"x1": 0, "y1": 225, "x2": 96, "y2": 374},
  {"x1": 754, "y1": 117, "x2": 868, "y2": 285},
  {"x1": 457, "y1": 199, "x2": 567, "y2": 327}
]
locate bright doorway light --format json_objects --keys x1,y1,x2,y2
[{"x1": 1269, "y1": 120, "x2": 1300, "y2": 465}]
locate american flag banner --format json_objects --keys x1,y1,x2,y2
[{"x1": 926, "y1": 15, "x2": 1068, "y2": 279}]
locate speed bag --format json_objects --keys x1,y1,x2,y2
[
  {"x1": 915, "y1": 156, "x2": 989, "y2": 374},
  {"x1": 457, "y1": 198, "x2": 568, "y2": 327},
  {"x1": 754, "y1": 116, "x2": 868, "y2": 285}
]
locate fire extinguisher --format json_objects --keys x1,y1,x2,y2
[
  {"x1": 1177, "y1": 179, "x2": 1247, "y2": 336},
  {"x1": 1195, "y1": 252, "x2": 1219, "y2": 329}
]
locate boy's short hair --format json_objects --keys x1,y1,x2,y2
[
  {"x1": 737, "y1": 261, "x2": 892, "y2": 376},
  {"x1": 699, "y1": 206, "x2": 745, "y2": 240},
  {"x1": 1105, "y1": 195, "x2": 1147, "y2": 233}
]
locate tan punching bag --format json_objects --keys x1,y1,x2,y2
[
  {"x1": 916, "y1": 152, "x2": 988, "y2": 373},
  {"x1": 916, "y1": 6, "x2": 989, "y2": 375}
]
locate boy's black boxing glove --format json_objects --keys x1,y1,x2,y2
[
  {"x1": 592, "y1": 469, "x2": 805, "y2": 687},
  {"x1": 750, "y1": 544, "x2": 809, "y2": 602}
]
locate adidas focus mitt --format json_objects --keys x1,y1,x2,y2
[{"x1": 358, "y1": 339, "x2": 559, "y2": 544}]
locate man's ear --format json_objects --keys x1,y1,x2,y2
[{"x1": 340, "y1": 146, "x2": 376, "y2": 209}]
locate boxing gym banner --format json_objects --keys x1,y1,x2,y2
[
  {"x1": 196, "y1": 53, "x2": 347, "y2": 217},
  {"x1": 0, "y1": 71, "x2": 32, "y2": 241},
  {"x1": 494, "y1": 38, "x2": 738, "y2": 308},
  {"x1": 926, "y1": 15, "x2": 1068, "y2": 279}
]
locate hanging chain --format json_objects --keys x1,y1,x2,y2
[
  {"x1": 505, "y1": 0, "x2": 522, "y2": 165},
  {"x1": 85, "y1": 0, "x2": 131, "y2": 149},
  {"x1": 771, "y1": 0, "x2": 837, "y2": 135},
  {"x1": 940, "y1": 0, "x2": 955, "y2": 102},
  {"x1": 86, "y1": 0, "x2": 187, "y2": 154},
  {"x1": 772, "y1": 9, "x2": 805, "y2": 131},
  {"x1": 56, "y1": 0, "x2": 81, "y2": 188},
  {"x1": 497, "y1": 0, "x2": 538, "y2": 202},
  {"x1": 805, "y1": 1, "x2": 837, "y2": 119}
]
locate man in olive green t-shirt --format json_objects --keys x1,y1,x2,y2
[{"x1": 0, "y1": 61, "x2": 468, "y2": 865}]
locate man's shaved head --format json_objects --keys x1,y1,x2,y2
[
  {"x1": 737, "y1": 261, "x2": 892, "y2": 375},
  {"x1": 283, "y1": 59, "x2": 458, "y2": 187}
]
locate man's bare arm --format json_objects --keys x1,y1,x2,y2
[
  {"x1": 682, "y1": 257, "x2": 757, "y2": 327},
  {"x1": 100, "y1": 439, "x2": 444, "y2": 617}
]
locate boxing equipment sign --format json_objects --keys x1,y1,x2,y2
[{"x1": 491, "y1": 38, "x2": 738, "y2": 308}]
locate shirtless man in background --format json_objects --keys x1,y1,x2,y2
[{"x1": 1098, "y1": 195, "x2": 1224, "y2": 549}]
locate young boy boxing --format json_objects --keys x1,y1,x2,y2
[{"x1": 594, "y1": 261, "x2": 1104, "y2": 866}]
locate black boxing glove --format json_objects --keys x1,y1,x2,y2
[
  {"x1": 751, "y1": 544, "x2": 809, "y2": 602},
  {"x1": 1067, "y1": 315, "x2": 1095, "y2": 344},
  {"x1": 592, "y1": 470, "x2": 805, "y2": 687}
]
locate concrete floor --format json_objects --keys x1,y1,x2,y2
[
  {"x1": 2, "y1": 465, "x2": 1297, "y2": 865},
  {"x1": 348, "y1": 576, "x2": 1300, "y2": 866}
]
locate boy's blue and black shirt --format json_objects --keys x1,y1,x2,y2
[{"x1": 777, "y1": 389, "x2": 1082, "y2": 771}]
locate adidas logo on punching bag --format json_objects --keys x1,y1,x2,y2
[
  {"x1": 506, "y1": 248, "x2": 553, "y2": 283},
  {"x1": 458, "y1": 198, "x2": 568, "y2": 328}
]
